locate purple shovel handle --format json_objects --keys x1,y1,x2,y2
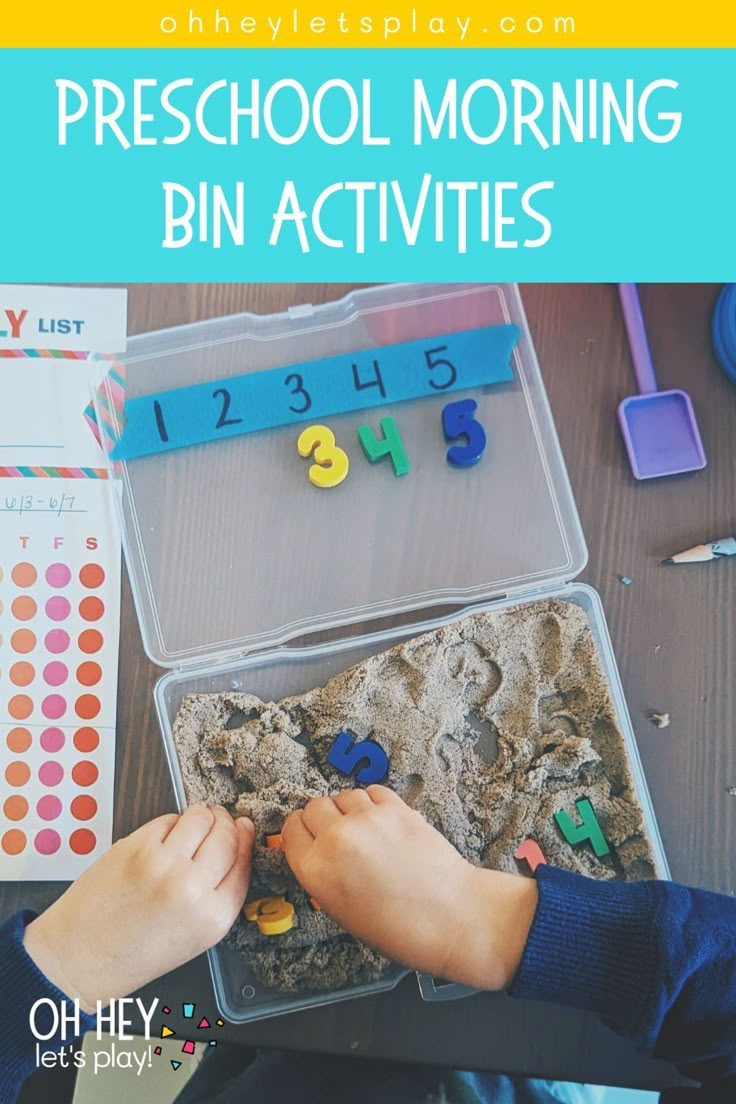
[{"x1": 618, "y1": 283, "x2": 659, "y2": 395}]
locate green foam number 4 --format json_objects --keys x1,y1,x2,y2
[
  {"x1": 357, "y1": 417, "x2": 410, "y2": 477},
  {"x1": 554, "y1": 798, "x2": 610, "y2": 858}
]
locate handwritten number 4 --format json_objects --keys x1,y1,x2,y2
[
  {"x1": 327, "y1": 731, "x2": 389, "y2": 785},
  {"x1": 442, "y1": 399, "x2": 487, "y2": 467}
]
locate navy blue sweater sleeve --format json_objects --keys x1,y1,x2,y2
[
  {"x1": 0, "y1": 910, "x2": 96, "y2": 1104},
  {"x1": 510, "y1": 866, "x2": 736, "y2": 1101}
]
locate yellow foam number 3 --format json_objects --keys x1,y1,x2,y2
[
  {"x1": 244, "y1": 895, "x2": 296, "y2": 936},
  {"x1": 297, "y1": 424, "x2": 349, "y2": 488}
]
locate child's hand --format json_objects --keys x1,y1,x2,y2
[
  {"x1": 283, "y1": 786, "x2": 537, "y2": 991},
  {"x1": 24, "y1": 805, "x2": 254, "y2": 1012}
]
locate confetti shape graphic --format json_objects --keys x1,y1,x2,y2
[
  {"x1": 171, "y1": 1061, "x2": 181, "y2": 1071},
  {"x1": 154, "y1": 1047, "x2": 162, "y2": 1056},
  {"x1": 216, "y1": 1019, "x2": 224, "y2": 1027},
  {"x1": 198, "y1": 1017, "x2": 211, "y2": 1029},
  {"x1": 182, "y1": 1040, "x2": 196, "y2": 1055},
  {"x1": 161, "y1": 1025, "x2": 175, "y2": 1038},
  {"x1": 183, "y1": 1002, "x2": 195, "y2": 1018},
  {"x1": 209, "y1": 1040, "x2": 218, "y2": 1047},
  {"x1": 162, "y1": 1006, "x2": 171, "y2": 1014}
]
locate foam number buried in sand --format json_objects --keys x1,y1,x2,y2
[
  {"x1": 297, "y1": 425, "x2": 349, "y2": 488},
  {"x1": 554, "y1": 798, "x2": 610, "y2": 858},
  {"x1": 327, "y1": 730, "x2": 389, "y2": 785},
  {"x1": 244, "y1": 896, "x2": 296, "y2": 936}
]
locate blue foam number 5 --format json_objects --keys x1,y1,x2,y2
[
  {"x1": 442, "y1": 399, "x2": 487, "y2": 467},
  {"x1": 326, "y1": 731, "x2": 389, "y2": 785}
]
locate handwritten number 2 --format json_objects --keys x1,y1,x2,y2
[
  {"x1": 286, "y1": 373, "x2": 312, "y2": 414},
  {"x1": 213, "y1": 388, "x2": 242, "y2": 429}
]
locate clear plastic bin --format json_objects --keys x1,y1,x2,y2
[{"x1": 101, "y1": 283, "x2": 669, "y2": 1022}]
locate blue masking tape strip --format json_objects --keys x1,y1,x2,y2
[
  {"x1": 110, "y1": 323, "x2": 519, "y2": 461},
  {"x1": 712, "y1": 284, "x2": 736, "y2": 385}
]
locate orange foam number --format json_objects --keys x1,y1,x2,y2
[
  {"x1": 266, "y1": 833, "x2": 284, "y2": 850},
  {"x1": 297, "y1": 425, "x2": 349, "y2": 488},
  {"x1": 244, "y1": 896, "x2": 295, "y2": 936},
  {"x1": 515, "y1": 838, "x2": 547, "y2": 873}
]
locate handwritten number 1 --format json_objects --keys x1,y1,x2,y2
[
  {"x1": 153, "y1": 400, "x2": 169, "y2": 443},
  {"x1": 286, "y1": 373, "x2": 312, "y2": 414}
]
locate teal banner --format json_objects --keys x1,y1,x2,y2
[{"x1": 0, "y1": 48, "x2": 733, "y2": 280}]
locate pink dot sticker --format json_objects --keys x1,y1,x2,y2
[
  {"x1": 46, "y1": 597, "x2": 71, "y2": 622},
  {"x1": 45, "y1": 629, "x2": 70, "y2": 654},
  {"x1": 37, "y1": 795, "x2": 62, "y2": 821},
  {"x1": 45, "y1": 564, "x2": 72, "y2": 588},
  {"x1": 43, "y1": 662, "x2": 68, "y2": 687},
  {"x1": 35, "y1": 829, "x2": 61, "y2": 855},
  {"x1": 40, "y1": 728, "x2": 65, "y2": 753},
  {"x1": 38, "y1": 761, "x2": 64, "y2": 787},
  {"x1": 41, "y1": 695, "x2": 67, "y2": 720}
]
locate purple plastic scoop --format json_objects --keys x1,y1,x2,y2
[{"x1": 617, "y1": 283, "x2": 706, "y2": 480}]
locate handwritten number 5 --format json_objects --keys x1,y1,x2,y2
[
  {"x1": 286, "y1": 373, "x2": 312, "y2": 414},
  {"x1": 425, "y1": 346, "x2": 457, "y2": 390}
]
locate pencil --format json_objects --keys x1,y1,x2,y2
[{"x1": 661, "y1": 537, "x2": 736, "y2": 565}]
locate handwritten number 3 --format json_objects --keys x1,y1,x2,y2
[
  {"x1": 297, "y1": 425, "x2": 350, "y2": 488},
  {"x1": 286, "y1": 373, "x2": 312, "y2": 414}
]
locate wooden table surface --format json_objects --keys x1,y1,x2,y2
[{"x1": 12, "y1": 282, "x2": 735, "y2": 1099}]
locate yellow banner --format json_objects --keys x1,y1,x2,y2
[{"x1": 3, "y1": 0, "x2": 736, "y2": 46}]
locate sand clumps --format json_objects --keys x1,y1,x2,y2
[{"x1": 172, "y1": 598, "x2": 658, "y2": 994}]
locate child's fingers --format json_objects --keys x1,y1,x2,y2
[
  {"x1": 332, "y1": 789, "x2": 371, "y2": 815},
  {"x1": 282, "y1": 809, "x2": 314, "y2": 862},
  {"x1": 163, "y1": 804, "x2": 216, "y2": 858},
  {"x1": 192, "y1": 807, "x2": 240, "y2": 886},
  {"x1": 301, "y1": 796, "x2": 342, "y2": 836},
  {"x1": 366, "y1": 785, "x2": 402, "y2": 807},
  {"x1": 215, "y1": 817, "x2": 254, "y2": 901},
  {"x1": 125, "y1": 812, "x2": 180, "y2": 845}
]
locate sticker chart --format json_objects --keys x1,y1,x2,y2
[
  {"x1": 0, "y1": 481, "x2": 120, "y2": 878},
  {"x1": 0, "y1": 284, "x2": 127, "y2": 880}
]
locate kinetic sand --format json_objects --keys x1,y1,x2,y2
[{"x1": 173, "y1": 599, "x2": 657, "y2": 993}]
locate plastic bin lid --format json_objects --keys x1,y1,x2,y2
[{"x1": 105, "y1": 283, "x2": 587, "y2": 668}]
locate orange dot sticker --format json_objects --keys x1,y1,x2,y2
[
  {"x1": 11, "y1": 562, "x2": 37, "y2": 588},
  {"x1": 7, "y1": 728, "x2": 32, "y2": 753},
  {"x1": 1, "y1": 829, "x2": 27, "y2": 855},
  {"x1": 74, "y1": 727, "x2": 100, "y2": 753},
  {"x1": 10, "y1": 662, "x2": 35, "y2": 687},
  {"x1": 5, "y1": 761, "x2": 31, "y2": 787},
  {"x1": 75, "y1": 694, "x2": 100, "y2": 720},
  {"x1": 71, "y1": 795, "x2": 97, "y2": 821},
  {"x1": 79, "y1": 563, "x2": 105, "y2": 589},
  {"x1": 11, "y1": 629, "x2": 36, "y2": 654},
  {"x1": 69, "y1": 828, "x2": 97, "y2": 855},
  {"x1": 11, "y1": 596, "x2": 37, "y2": 622},
  {"x1": 9, "y1": 695, "x2": 33, "y2": 721},
  {"x1": 4, "y1": 796, "x2": 29, "y2": 821},
  {"x1": 79, "y1": 597, "x2": 104, "y2": 622},
  {"x1": 78, "y1": 629, "x2": 103, "y2": 654},
  {"x1": 72, "y1": 760, "x2": 99, "y2": 787},
  {"x1": 76, "y1": 662, "x2": 102, "y2": 687}
]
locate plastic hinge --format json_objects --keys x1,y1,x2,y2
[{"x1": 287, "y1": 303, "x2": 315, "y2": 319}]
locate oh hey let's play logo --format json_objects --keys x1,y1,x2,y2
[{"x1": 30, "y1": 996, "x2": 225, "y2": 1075}]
